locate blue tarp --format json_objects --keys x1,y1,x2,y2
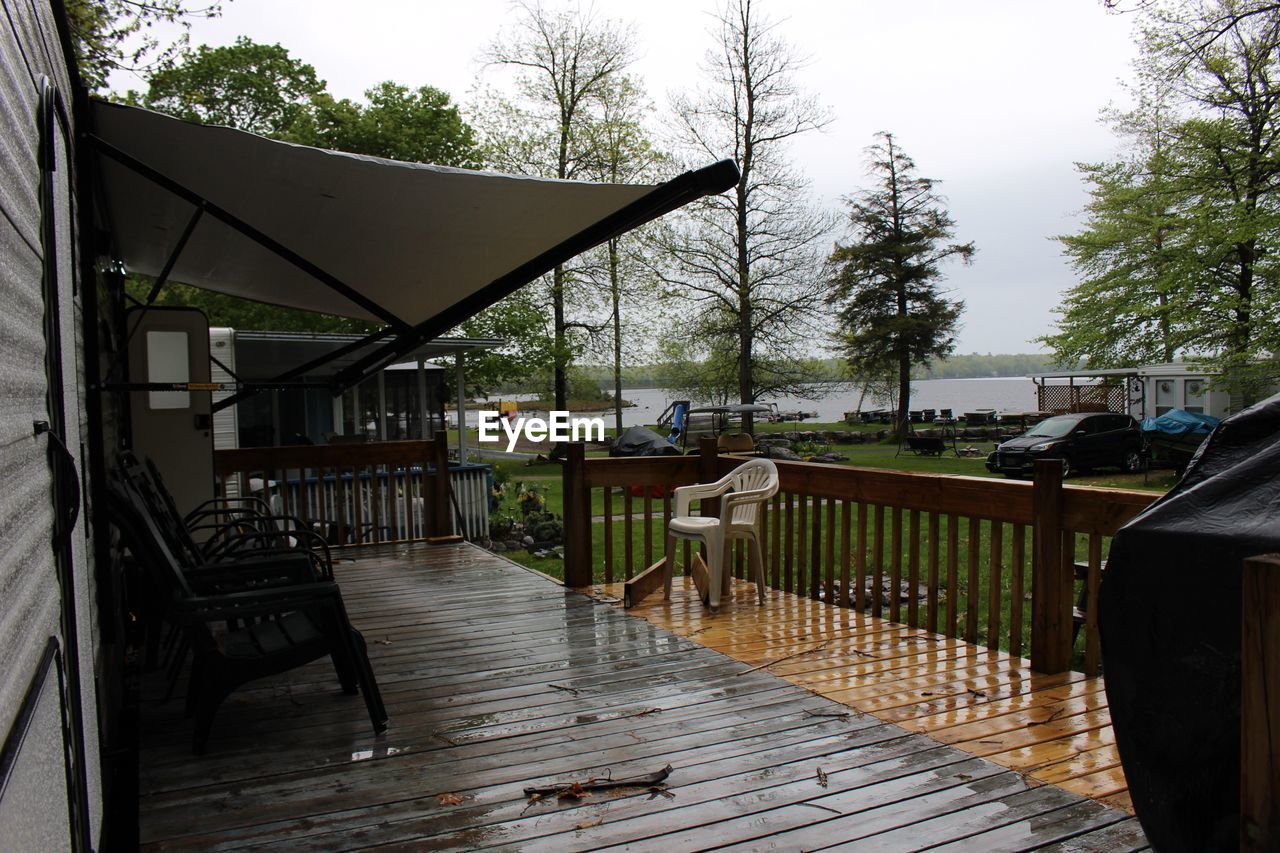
[{"x1": 1140, "y1": 408, "x2": 1220, "y2": 436}]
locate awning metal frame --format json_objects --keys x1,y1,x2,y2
[
  {"x1": 93, "y1": 121, "x2": 740, "y2": 406},
  {"x1": 210, "y1": 327, "x2": 397, "y2": 412},
  {"x1": 89, "y1": 134, "x2": 413, "y2": 333}
]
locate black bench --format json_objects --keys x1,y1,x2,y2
[{"x1": 905, "y1": 434, "x2": 947, "y2": 456}]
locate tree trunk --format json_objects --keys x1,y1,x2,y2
[
  {"x1": 897, "y1": 353, "x2": 911, "y2": 440},
  {"x1": 552, "y1": 264, "x2": 567, "y2": 412},
  {"x1": 609, "y1": 238, "x2": 624, "y2": 433},
  {"x1": 1233, "y1": 239, "x2": 1256, "y2": 406},
  {"x1": 736, "y1": 13, "x2": 756, "y2": 435}
]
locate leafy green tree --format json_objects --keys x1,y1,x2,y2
[
  {"x1": 449, "y1": 291, "x2": 556, "y2": 397},
  {"x1": 654, "y1": 334, "x2": 741, "y2": 406},
  {"x1": 64, "y1": 0, "x2": 224, "y2": 90},
  {"x1": 827, "y1": 132, "x2": 973, "y2": 436},
  {"x1": 295, "y1": 83, "x2": 481, "y2": 167},
  {"x1": 1045, "y1": 84, "x2": 1189, "y2": 367},
  {"x1": 1048, "y1": 0, "x2": 1280, "y2": 401},
  {"x1": 650, "y1": 0, "x2": 832, "y2": 431},
  {"x1": 141, "y1": 36, "x2": 325, "y2": 136}
]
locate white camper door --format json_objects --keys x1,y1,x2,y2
[{"x1": 127, "y1": 308, "x2": 214, "y2": 515}]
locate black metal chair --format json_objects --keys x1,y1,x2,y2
[
  {"x1": 107, "y1": 474, "x2": 388, "y2": 753},
  {"x1": 119, "y1": 451, "x2": 333, "y2": 581}
]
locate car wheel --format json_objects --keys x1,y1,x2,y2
[
  {"x1": 1060, "y1": 457, "x2": 1071, "y2": 478},
  {"x1": 1122, "y1": 448, "x2": 1142, "y2": 473}
]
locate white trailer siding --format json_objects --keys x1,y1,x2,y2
[{"x1": 0, "y1": 1, "x2": 101, "y2": 847}]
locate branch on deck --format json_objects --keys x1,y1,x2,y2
[
  {"x1": 523, "y1": 765, "x2": 675, "y2": 798},
  {"x1": 737, "y1": 641, "x2": 830, "y2": 675}
]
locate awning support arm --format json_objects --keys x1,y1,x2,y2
[
  {"x1": 87, "y1": 134, "x2": 413, "y2": 333},
  {"x1": 145, "y1": 204, "x2": 204, "y2": 304},
  {"x1": 332, "y1": 158, "x2": 741, "y2": 390},
  {"x1": 210, "y1": 326, "x2": 397, "y2": 413}
]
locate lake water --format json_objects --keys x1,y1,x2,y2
[{"x1": 474, "y1": 377, "x2": 1038, "y2": 428}]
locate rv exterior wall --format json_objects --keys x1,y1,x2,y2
[{"x1": 0, "y1": 0, "x2": 103, "y2": 846}]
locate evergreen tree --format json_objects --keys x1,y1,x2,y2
[{"x1": 827, "y1": 132, "x2": 973, "y2": 436}]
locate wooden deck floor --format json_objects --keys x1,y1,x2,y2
[
  {"x1": 138, "y1": 543, "x2": 1145, "y2": 850},
  {"x1": 599, "y1": 575, "x2": 1133, "y2": 814}
]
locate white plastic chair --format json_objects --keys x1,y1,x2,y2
[{"x1": 664, "y1": 458, "x2": 779, "y2": 610}]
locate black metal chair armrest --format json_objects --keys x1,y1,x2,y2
[
  {"x1": 203, "y1": 525, "x2": 334, "y2": 579},
  {"x1": 184, "y1": 553, "x2": 320, "y2": 591},
  {"x1": 184, "y1": 495, "x2": 272, "y2": 522},
  {"x1": 173, "y1": 581, "x2": 343, "y2": 622}
]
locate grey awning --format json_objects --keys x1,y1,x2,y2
[{"x1": 89, "y1": 100, "x2": 738, "y2": 389}]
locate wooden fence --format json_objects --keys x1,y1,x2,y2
[
  {"x1": 213, "y1": 436, "x2": 461, "y2": 546},
  {"x1": 563, "y1": 438, "x2": 1154, "y2": 676}
]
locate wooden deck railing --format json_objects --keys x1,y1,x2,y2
[
  {"x1": 213, "y1": 436, "x2": 460, "y2": 546},
  {"x1": 1242, "y1": 554, "x2": 1280, "y2": 851},
  {"x1": 563, "y1": 438, "x2": 1154, "y2": 676}
]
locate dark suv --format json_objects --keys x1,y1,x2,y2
[{"x1": 985, "y1": 412, "x2": 1142, "y2": 478}]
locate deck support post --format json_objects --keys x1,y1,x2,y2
[
  {"x1": 563, "y1": 442, "x2": 591, "y2": 588},
  {"x1": 431, "y1": 434, "x2": 452, "y2": 537},
  {"x1": 1030, "y1": 459, "x2": 1071, "y2": 673},
  {"x1": 1242, "y1": 554, "x2": 1280, "y2": 851}
]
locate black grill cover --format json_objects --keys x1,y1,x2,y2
[
  {"x1": 1099, "y1": 392, "x2": 1280, "y2": 852},
  {"x1": 609, "y1": 426, "x2": 681, "y2": 458}
]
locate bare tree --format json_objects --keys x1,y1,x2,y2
[
  {"x1": 478, "y1": 1, "x2": 637, "y2": 413},
  {"x1": 649, "y1": 0, "x2": 832, "y2": 431},
  {"x1": 577, "y1": 75, "x2": 669, "y2": 431}
]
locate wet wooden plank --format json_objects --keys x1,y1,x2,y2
[
  {"x1": 709, "y1": 768, "x2": 1033, "y2": 852},
  {"x1": 384, "y1": 730, "x2": 949, "y2": 852},
  {"x1": 597, "y1": 756, "x2": 1015, "y2": 853},
  {"x1": 137, "y1": 543, "x2": 1139, "y2": 851},
  {"x1": 822, "y1": 784, "x2": 1092, "y2": 851},
  {"x1": 620, "y1": 572, "x2": 1129, "y2": 807},
  {"x1": 1033, "y1": 816, "x2": 1149, "y2": 851},
  {"x1": 919, "y1": 794, "x2": 1128, "y2": 851}
]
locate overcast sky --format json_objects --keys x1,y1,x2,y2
[{"x1": 111, "y1": 0, "x2": 1141, "y2": 355}]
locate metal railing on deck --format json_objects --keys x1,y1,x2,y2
[
  {"x1": 562, "y1": 437, "x2": 1154, "y2": 676},
  {"x1": 213, "y1": 436, "x2": 489, "y2": 546}
]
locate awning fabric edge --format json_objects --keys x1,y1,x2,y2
[{"x1": 331, "y1": 158, "x2": 741, "y2": 390}]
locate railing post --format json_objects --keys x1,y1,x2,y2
[
  {"x1": 1242, "y1": 554, "x2": 1280, "y2": 851},
  {"x1": 1030, "y1": 459, "x2": 1071, "y2": 673},
  {"x1": 562, "y1": 442, "x2": 591, "y2": 588},
  {"x1": 431, "y1": 435, "x2": 452, "y2": 536}
]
